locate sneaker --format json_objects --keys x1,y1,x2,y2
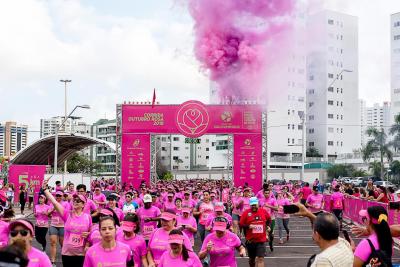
[
  {"x1": 286, "y1": 233, "x2": 290, "y2": 241},
  {"x1": 279, "y1": 238, "x2": 283, "y2": 244}
]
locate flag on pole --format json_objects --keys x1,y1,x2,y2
[{"x1": 152, "y1": 88, "x2": 156, "y2": 108}]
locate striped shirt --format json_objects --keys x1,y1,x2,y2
[{"x1": 311, "y1": 238, "x2": 353, "y2": 267}]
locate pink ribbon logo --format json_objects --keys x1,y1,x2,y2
[{"x1": 176, "y1": 101, "x2": 209, "y2": 138}]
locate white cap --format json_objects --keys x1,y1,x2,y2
[
  {"x1": 395, "y1": 189, "x2": 400, "y2": 194},
  {"x1": 143, "y1": 194, "x2": 152, "y2": 203}
]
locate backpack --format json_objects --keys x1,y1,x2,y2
[{"x1": 364, "y1": 239, "x2": 392, "y2": 267}]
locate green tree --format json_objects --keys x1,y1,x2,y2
[
  {"x1": 390, "y1": 160, "x2": 400, "y2": 184},
  {"x1": 390, "y1": 114, "x2": 400, "y2": 152},
  {"x1": 327, "y1": 164, "x2": 355, "y2": 179},
  {"x1": 67, "y1": 153, "x2": 104, "y2": 176},
  {"x1": 368, "y1": 161, "x2": 382, "y2": 178},
  {"x1": 351, "y1": 169, "x2": 368, "y2": 177},
  {"x1": 363, "y1": 127, "x2": 392, "y2": 179},
  {"x1": 306, "y1": 147, "x2": 322, "y2": 157}
]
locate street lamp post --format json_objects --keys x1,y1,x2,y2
[
  {"x1": 299, "y1": 111, "x2": 306, "y2": 181},
  {"x1": 54, "y1": 105, "x2": 90, "y2": 174},
  {"x1": 60, "y1": 80, "x2": 71, "y2": 174}
]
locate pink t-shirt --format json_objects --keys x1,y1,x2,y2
[
  {"x1": 259, "y1": 196, "x2": 277, "y2": 219},
  {"x1": 148, "y1": 228, "x2": 193, "y2": 265},
  {"x1": 306, "y1": 194, "x2": 324, "y2": 213},
  {"x1": 231, "y1": 196, "x2": 241, "y2": 215},
  {"x1": 83, "y1": 241, "x2": 131, "y2": 267},
  {"x1": 197, "y1": 202, "x2": 214, "y2": 225},
  {"x1": 205, "y1": 213, "x2": 233, "y2": 230},
  {"x1": 176, "y1": 216, "x2": 198, "y2": 244},
  {"x1": 49, "y1": 201, "x2": 69, "y2": 227},
  {"x1": 136, "y1": 206, "x2": 161, "y2": 240},
  {"x1": 331, "y1": 192, "x2": 344, "y2": 210},
  {"x1": 61, "y1": 210, "x2": 92, "y2": 256},
  {"x1": 301, "y1": 187, "x2": 312, "y2": 200},
  {"x1": 159, "y1": 251, "x2": 202, "y2": 267},
  {"x1": 182, "y1": 199, "x2": 196, "y2": 209},
  {"x1": 0, "y1": 220, "x2": 9, "y2": 248},
  {"x1": 354, "y1": 234, "x2": 382, "y2": 262},
  {"x1": 276, "y1": 198, "x2": 291, "y2": 219},
  {"x1": 93, "y1": 193, "x2": 107, "y2": 208},
  {"x1": 27, "y1": 247, "x2": 52, "y2": 267},
  {"x1": 163, "y1": 200, "x2": 176, "y2": 211},
  {"x1": 111, "y1": 207, "x2": 124, "y2": 223},
  {"x1": 88, "y1": 225, "x2": 101, "y2": 246},
  {"x1": 116, "y1": 233, "x2": 147, "y2": 267},
  {"x1": 34, "y1": 204, "x2": 50, "y2": 228},
  {"x1": 200, "y1": 231, "x2": 241, "y2": 267}
]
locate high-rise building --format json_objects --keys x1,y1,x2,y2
[
  {"x1": 359, "y1": 99, "x2": 367, "y2": 146},
  {"x1": 0, "y1": 122, "x2": 28, "y2": 157},
  {"x1": 306, "y1": 10, "x2": 360, "y2": 160},
  {"x1": 90, "y1": 119, "x2": 116, "y2": 176},
  {"x1": 40, "y1": 116, "x2": 90, "y2": 138},
  {"x1": 361, "y1": 102, "x2": 391, "y2": 145},
  {"x1": 391, "y1": 13, "x2": 400, "y2": 122}
]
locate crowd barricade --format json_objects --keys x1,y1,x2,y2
[{"x1": 322, "y1": 194, "x2": 399, "y2": 225}]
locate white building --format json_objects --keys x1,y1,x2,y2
[
  {"x1": 391, "y1": 13, "x2": 400, "y2": 123},
  {"x1": 306, "y1": 10, "x2": 360, "y2": 160},
  {"x1": 0, "y1": 122, "x2": 28, "y2": 157},
  {"x1": 40, "y1": 116, "x2": 90, "y2": 138},
  {"x1": 90, "y1": 119, "x2": 116, "y2": 176},
  {"x1": 359, "y1": 99, "x2": 367, "y2": 146}
]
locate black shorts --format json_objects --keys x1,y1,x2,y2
[
  {"x1": 29, "y1": 196, "x2": 34, "y2": 203},
  {"x1": 332, "y1": 209, "x2": 343, "y2": 220},
  {"x1": 246, "y1": 241, "x2": 266, "y2": 258}
]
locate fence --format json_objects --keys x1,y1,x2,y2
[{"x1": 323, "y1": 195, "x2": 400, "y2": 225}]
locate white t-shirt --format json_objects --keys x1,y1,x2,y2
[{"x1": 311, "y1": 238, "x2": 353, "y2": 267}]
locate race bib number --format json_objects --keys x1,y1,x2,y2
[
  {"x1": 67, "y1": 233, "x2": 84, "y2": 247},
  {"x1": 201, "y1": 213, "x2": 210, "y2": 220},
  {"x1": 334, "y1": 199, "x2": 342, "y2": 208},
  {"x1": 143, "y1": 225, "x2": 155, "y2": 234},
  {"x1": 251, "y1": 224, "x2": 263, "y2": 234},
  {"x1": 37, "y1": 219, "x2": 47, "y2": 227},
  {"x1": 278, "y1": 206, "x2": 284, "y2": 213}
]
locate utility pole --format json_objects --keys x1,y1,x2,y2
[{"x1": 60, "y1": 79, "x2": 71, "y2": 174}]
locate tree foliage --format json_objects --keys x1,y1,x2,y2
[
  {"x1": 67, "y1": 153, "x2": 104, "y2": 176},
  {"x1": 306, "y1": 147, "x2": 322, "y2": 157},
  {"x1": 327, "y1": 164, "x2": 355, "y2": 179}
]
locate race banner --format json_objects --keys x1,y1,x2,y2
[{"x1": 8, "y1": 165, "x2": 46, "y2": 202}]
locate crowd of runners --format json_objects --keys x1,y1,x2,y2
[{"x1": 0, "y1": 177, "x2": 398, "y2": 266}]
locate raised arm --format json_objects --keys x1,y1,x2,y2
[{"x1": 42, "y1": 179, "x2": 64, "y2": 216}]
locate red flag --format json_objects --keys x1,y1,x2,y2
[{"x1": 152, "y1": 88, "x2": 156, "y2": 108}]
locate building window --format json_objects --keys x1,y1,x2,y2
[
  {"x1": 292, "y1": 139, "x2": 295, "y2": 144},
  {"x1": 173, "y1": 147, "x2": 179, "y2": 151},
  {"x1": 328, "y1": 100, "x2": 334, "y2": 105},
  {"x1": 309, "y1": 128, "x2": 314, "y2": 134},
  {"x1": 328, "y1": 73, "x2": 334, "y2": 78},
  {"x1": 341, "y1": 115, "x2": 343, "y2": 120},
  {"x1": 308, "y1": 89, "x2": 315, "y2": 94},
  {"x1": 337, "y1": 115, "x2": 339, "y2": 120},
  {"x1": 288, "y1": 109, "x2": 291, "y2": 115},
  {"x1": 206, "y1": 156, "x2": 209, "y2": 159},
  {"x1": 206, "y1": 148, "x2": 209, "y2": 151},
  {"x1": 341, "y1": 128, "x2": 343, "y2": 133},
  {"x1": 328, "y1": 87, "x2": 334, "y2": 92},
  {"x1": 173, "y1": 137, "x2": 179, "y2": 141},
  {"x1": 309, "y1": 115, "x2": 314, "y2": 120},
  {"x1": 298, "y1": 97, "x2": 304, "y2": 102},
  {"x1": 309, "y1": 102, "x2": 314, "y2": 107},
  {"x1": 292, "y1": 124, "x2": 295, "y2": 130},
  {"x1": 288, "y1": 138, "x2": 290, "y2": 144},
  {"x1": 341, "y1": 142, "x2": 343, "y2": 146},
  {"x1": 328, "y1": 141, "x2": 334, "y2": 146},
  {"x1": 394, "y1": 35, "x2": 400, "y2": 41},
  {"x1": 328, "y1": 114, "x2": 334, "y2": 119},
  {"x1": 298, "y1": 125, "x2": 303, "y2": 130},
  {"x1": 161, "y1": 156, "x2": 165, "y2": 160},
  {"x1": 394, "y1": 21, "x2": 400, "y2": 27},
  {"x1": 309, "y1": 142, "x2": 314, "y2": 147},
  {"x1": 328, "y1": 19, "x2": 334, "y2": 25},
  {"x1": 161, "y1": 147, "x2": 166, "y2": 151},
  {"x1": 309, "y1": 75, "x2": 314, "y2": 81},
  {"x1": 173, "y1": 156, "x2": 179, "y2": 160},
  {"x1": 288, "y1": 124, "x2": 291, "y2": 129},
  {"x1": 328, "y1": 127, "x2": 334, "y2": 133},
  {"x1": 161, "y1": 137, "x2": 166, "y2": 141}
]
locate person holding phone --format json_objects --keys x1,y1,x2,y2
[
  {"x1": 176, "y1": 208, "x2": 197, "y2": 246},
  {"x1": 306, "y1": 186, "x2": 325, "y2": 216}
]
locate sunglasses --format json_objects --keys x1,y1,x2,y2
[
  {"x1": 10, "y1": 229, "x2": 29, "y2": 237},
  {"x1": 73, "y1": 199, "x2": 84, "y2": 204}
]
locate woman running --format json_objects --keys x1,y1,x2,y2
[
  {"x1": 8, "y1": 219, "x2": 52, "y2": 267},
  {"x1": 19, "y1": 185, "x2": 26, "y2": 216},
  {"x1": 276, "y1": 191, "x2": 291, "y2": 244},
  {"x1": 83, "y1": 216, "x2": 132, "y2": 267},
  {"x1": 193, "y1": 190, "x2": 214, "y2": 242},
  {"x1": 177, "y1": 207, "x2": 197, "y2": 246},
  {"x1": 34, "y1": 195, "x2": 50, "y2": 251},
  {"x1": 159, "y1": 229, "x2": 202, "y2": 267},
  {"x1": 42, "y1": 180, "x2": 92, "y2": 267},
  {"x1": 117, "y1": 213, "x2": 148, "y2": 267}
]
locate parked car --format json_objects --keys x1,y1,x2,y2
[
  {"x1": 374, "y1": 181, "x2": 396, "y2": 188},
  {"x1": 350, "y1": 177, "x2": 363, "y2": 186}
]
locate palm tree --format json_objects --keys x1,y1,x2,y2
[
  {"x1": 390, "y1": 114, "x2": 400, "y2": 152},
  {"x1": 368, "y1": 161, "x2": 382, "y2": 178},
  {"x1": 363, "y1": 127, "x2": 393, "y2": 179}
]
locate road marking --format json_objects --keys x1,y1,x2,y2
[{"x1": 273, "y1": 245, "x2": 318, "y2": 248}]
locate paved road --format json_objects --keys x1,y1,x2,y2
[{"x1": 20, "y1": 210, "x2": 400, "y2": 266}]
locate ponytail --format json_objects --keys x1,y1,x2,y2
[
  {"x1": 368, "y1": 206, "x2": 393, "y2": 258},
  {"x1": 181, "y1": 244, "x2": 189, "y2": 261}
]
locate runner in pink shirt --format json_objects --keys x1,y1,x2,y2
[
  {"x1": 34, "y1": 195, "x2": 51, "y2": 251},
  {"x1": 151, "y1": 193, "x2": 163, "y2": 210},
  {"x1": 162, "y1": 192, "x2": 176, "y2": 211},
  {"x1": 43, "y1": 180, "x2": 92, "y2": 267},
  {"x1": 205, "y1": 203, "x2": 233, "y2": 233},
  {"x1": 147, "y1": 211, "x2": 192, "y2": 266},
  {"x1": 8, "y1": 219, "x2": 52, "y2": 267},
  {"x1": 306, "y1": 186, "x2": 325, "y2": 215},
  {"x1": 116, "y1": 214, "x2": 148, "y2": 267},
  {"x1": 75, "y1": 184, "x2": 97, "y2": 215},
  {"x1": 176, "y1": 207, "x2": 197, "y2": 246},
  {"x1": 106, "y1": 194, "x2": 124, "y2": 222},
  {"x1": 199, "y1": 217, "x2": 246, "y2": 267},
  {"x1": 48, "y1": 191, "x2": 68, "y2": 264},
  {"x1": 159, "y1": 229, "x2": 202, "y2": 267},
  {"x1": 299, "y1": 182, "x2": 312, "y2": 205},
  {"x1": 182, "y1": 191, "x2": 196, "y2": 210},
  {"x1": 231, "y1": 189, "x2": 242, "y2": 236},
  {"x1": 83, "y1": 217, "x2": 131, "y2": 267},
  {"x1": 276, "y1": 191, "x2": 291, "y2": 244},
  {"x1": 92, "y1": 187, "x2": 106, "y2": 208},
  {"x1": 136, "y1": 194, "x2": 161, "y2": 241},
  {"x1": 193, "y1": 191, "x2": 214, "y2": 242},
  {"x1": 330, "y1": 185, "x2": 345, "y2": 229},
  {"x1": 259, "y1": 188, "x2": 278, "y2": 252}
]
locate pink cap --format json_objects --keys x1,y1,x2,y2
[
  {"x1": 38, "y1": 194, "x2": 46, "y2": 200},
  {"x1": 72, "y1": 194, "x2": 87, "y2": 203},
  {"x1": 160, "y1": 212, "x2": 176, "y2": 221},
  {"x1": 100, "y1": 209, "x2": 114, "y2": 217},
  {"x1": 213, "y1": 221, "x2": 227, "y2": 232},
  {"x1": 182, "y1": 208, "x2": 191, "y2": 214},
  {"x1": 121, "y1": 221, "x2": 135, "y2": 232},
  {"x1": 214, "y1": 205, "x2": 224, "y2": 212},
  {"x1": 8, "y1": 220, "x2": 34, "y2": 237},
  {"x1": 55, "y1": 191, "x2": 63, "y2": 196},
  {"x1": 168, "y1": 234, "x2": 184, "y2": 244},
  {"x1": 167, "y1": 193, "x2": 174, "y2": 197}
]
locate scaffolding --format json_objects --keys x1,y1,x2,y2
[{"x1": 115, "y1": 104, "x2": 122, "y2": 182}]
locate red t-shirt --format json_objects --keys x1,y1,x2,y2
[
  {"x1": 239, "y1": 208, "x2": 271, "y2": 243},
  {"x1": 301, "y1": 187, "x2": 312, "y2": 200}
]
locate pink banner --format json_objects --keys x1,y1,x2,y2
[
  {"x1": 122, "y1": 101, "x2": 262, "y2": 136},
  {"x1": 121, "y1": 134, "x2": 151, "y2": 189},
  {"x1": 8, "y1": 165, "x2": 46, "y2": 202},
  {"x1": 233, "y1": 134, "x2": 262, "y2": 191}
]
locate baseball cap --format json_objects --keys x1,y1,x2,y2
[
  {"x1": 212, "y1": 217, "x2": 228, "y2": 232},
  {"x1": 121, "y1": 221, "x2": 135, "y2": 232},
  {"x1": 143, "y1": 194, "x2": 152, "y2": 203},
  {"x1": 8, "y1": 220, "x2": 34, "y2": 237},
  {"x1": 72, "y1": 194, "x2": 87, "y2": 203},
  {"x1": 182, "y1": 207, "x2": 191, "y2": 214},
  {"x1": 55, "y1": 191, "x2": 63, "y2": 196},
  {"x1": 168, "y1": 234, "x2": 184, "y2": 244},
  {"x1": 160, "y1": 212, "x2": 176, "y2": 221},
  {"x1": 249, "y1": 197, "x2": 259, "y2": 206},
  {"x1": 99, "y1": 209, "x2": 114, "y2": 217}
]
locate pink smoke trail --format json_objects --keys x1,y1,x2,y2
[{"x1": 188, "y1": 0, "x2": 296, "y2": 103}]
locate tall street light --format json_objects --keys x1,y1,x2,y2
[
  {"x1": 54, "y1": 105, "x2": 90, "y2": 174},
  {"x1": 60, "y1": 79, "x2": 71, "y2": 174}
]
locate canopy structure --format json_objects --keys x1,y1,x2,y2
[{"x1": 11, "y1": 133, "x2": 116, "y2": 166}]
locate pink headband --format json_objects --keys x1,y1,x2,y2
[
  {"x1": 122, "y1": 221, "x2": 135, "y2": 228},
  {"x1": 161, "y1": 212, "x2": 176, "y2": 221},
  {"x1": 100, "y1": 209, "x2": 114, "y2": 216}
]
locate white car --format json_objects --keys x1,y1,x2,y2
[
  {"x1": 350, "y1": 177, "x2": 363, "y2": 186},
  {"x1": 374, "y1": 181, "x2": 396, "y2": 188}
]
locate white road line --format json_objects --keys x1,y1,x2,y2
[{"x1": 273, "y1": 245, "x2": 318, "y2": 248}]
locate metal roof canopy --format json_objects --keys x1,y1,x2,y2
[{"x1": 11, "y1": 133, "x2": 116, "y2": 166}]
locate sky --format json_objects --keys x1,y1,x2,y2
[{"x1": 0, "y1": 0, "x2": 399, "y2": 143}]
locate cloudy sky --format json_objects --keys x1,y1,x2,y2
[{"x1": 0, "y1": 0, "x2": 399, "y2": 142}]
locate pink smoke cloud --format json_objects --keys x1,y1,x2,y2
[{"x1": 188, "y1": 0, "x2": 297, "y2": 102}]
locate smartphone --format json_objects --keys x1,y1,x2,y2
[
  {"x1": 389, "y1": 202, "x2": 400, "y2": 210},
  {"x1": 283, "y1": 205, "x2": 300, "y2": 214},
  {"x1": 342, "y1": 230, "x2": 351, "y2": 243}
]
